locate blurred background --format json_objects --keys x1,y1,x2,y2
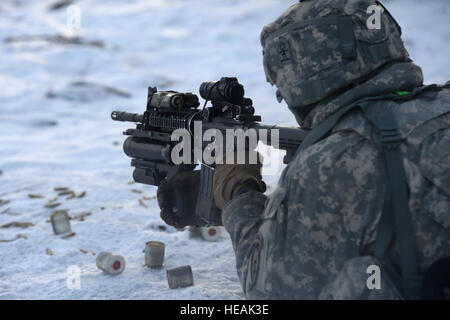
[{"x1": 0, "y1": 0, "x2": 449, "y2": 299}]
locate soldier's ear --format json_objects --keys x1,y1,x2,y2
[{"x1": 276, "y1": 89, "x2": 283, "y2": 103}]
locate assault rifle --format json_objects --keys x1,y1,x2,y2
[{"x1": 112, "y1": 77, "x2": 307, "y2": 226}]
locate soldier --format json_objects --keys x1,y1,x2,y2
[{"x1": 158, "y1": 0, "x2": 450, "y2": 299}]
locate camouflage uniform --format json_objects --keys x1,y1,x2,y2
[{"x1": 222, "y1": 0, "x2": 450, "y2": 299}]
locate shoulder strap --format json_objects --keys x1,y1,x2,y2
[
  {"x1": 363, "y1": 101, "x2": 422, "y2": 300},
  {"x1": 299, "y1": 84, "x2": 444, "y2": 151},
  {"x1": 298, "y1": 94, "x2": 394, "y2": 151}
]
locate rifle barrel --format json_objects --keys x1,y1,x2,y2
[{"x1": 111, "y1": 111, "x2": 144, "y2": 123}]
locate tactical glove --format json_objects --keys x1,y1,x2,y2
[
  {"x1": 213, "y1": 151, "x2": 266, "y2": 209},
  {"x1": 157, "y1": 170, "x2": 202, "y2": 228}
]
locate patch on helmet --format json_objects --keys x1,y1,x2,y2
[{"x1": 276, "y1": 37, "x2": 293, "y2": 65}]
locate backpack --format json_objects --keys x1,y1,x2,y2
[{"x1": 301, "y1": 82, "x2": 450, "y2": 300}]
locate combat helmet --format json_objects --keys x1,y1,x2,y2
[{"x1": 260, "y1": 0, "x2": 410, "y2": 119}]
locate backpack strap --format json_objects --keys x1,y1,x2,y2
[
  {"x1": 298, "y1": 94, "x2": 393, "y2": 151},
  {"x1": 362, "y1": 101, "x2": 422, "y2": 299}
]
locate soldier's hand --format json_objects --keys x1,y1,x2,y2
[
  {"x1": 213, "y1": 150, "x2": 266, "y2": 210},
  {"x1": 157, "y1": 171, "x2": 202, "y2": 228}
]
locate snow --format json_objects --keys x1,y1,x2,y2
[{"x1": 0, "y1": 0, "x2": 449, "y2": 299}]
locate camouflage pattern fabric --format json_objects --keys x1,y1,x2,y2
[
  {"x1": 260, "y1": 0, "x2": 409, "y2": 114},
  {"x1": 318, "y1": 256, "x2": 403, "y2": 299},
  {"x1": 222, "y1": 61, "x2": 450, "y2": 299}
]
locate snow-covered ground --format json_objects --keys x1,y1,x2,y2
[{"x1": 0, "y1": 0, "x2": 449, "y2": 299}]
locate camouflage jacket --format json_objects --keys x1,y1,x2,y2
[{"x1": 222, "y1": 62, "x2": 450, "y2": 299}]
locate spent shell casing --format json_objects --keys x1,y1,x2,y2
[
  {"x1": 45, "y1": 202, "x2": 61, "y2": 209},
  {"x1": 54, "y1": 187, "x2": 69, "y2": 192},
  {"x1": 167, "y1": 265, "x2": 194, "y2": 289},
  {"x1": 58, "y1": 190, "x2": 73, "y2": 196},
  {"x1": 50, "y1": 210, "x2": 71, "y2": 235},
  {"x1": 96, "y1": 251, "x2": 126, "y2": 275},
  {"x1": 144, "y1": 241, "x2": 165, "y2": 268}
]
